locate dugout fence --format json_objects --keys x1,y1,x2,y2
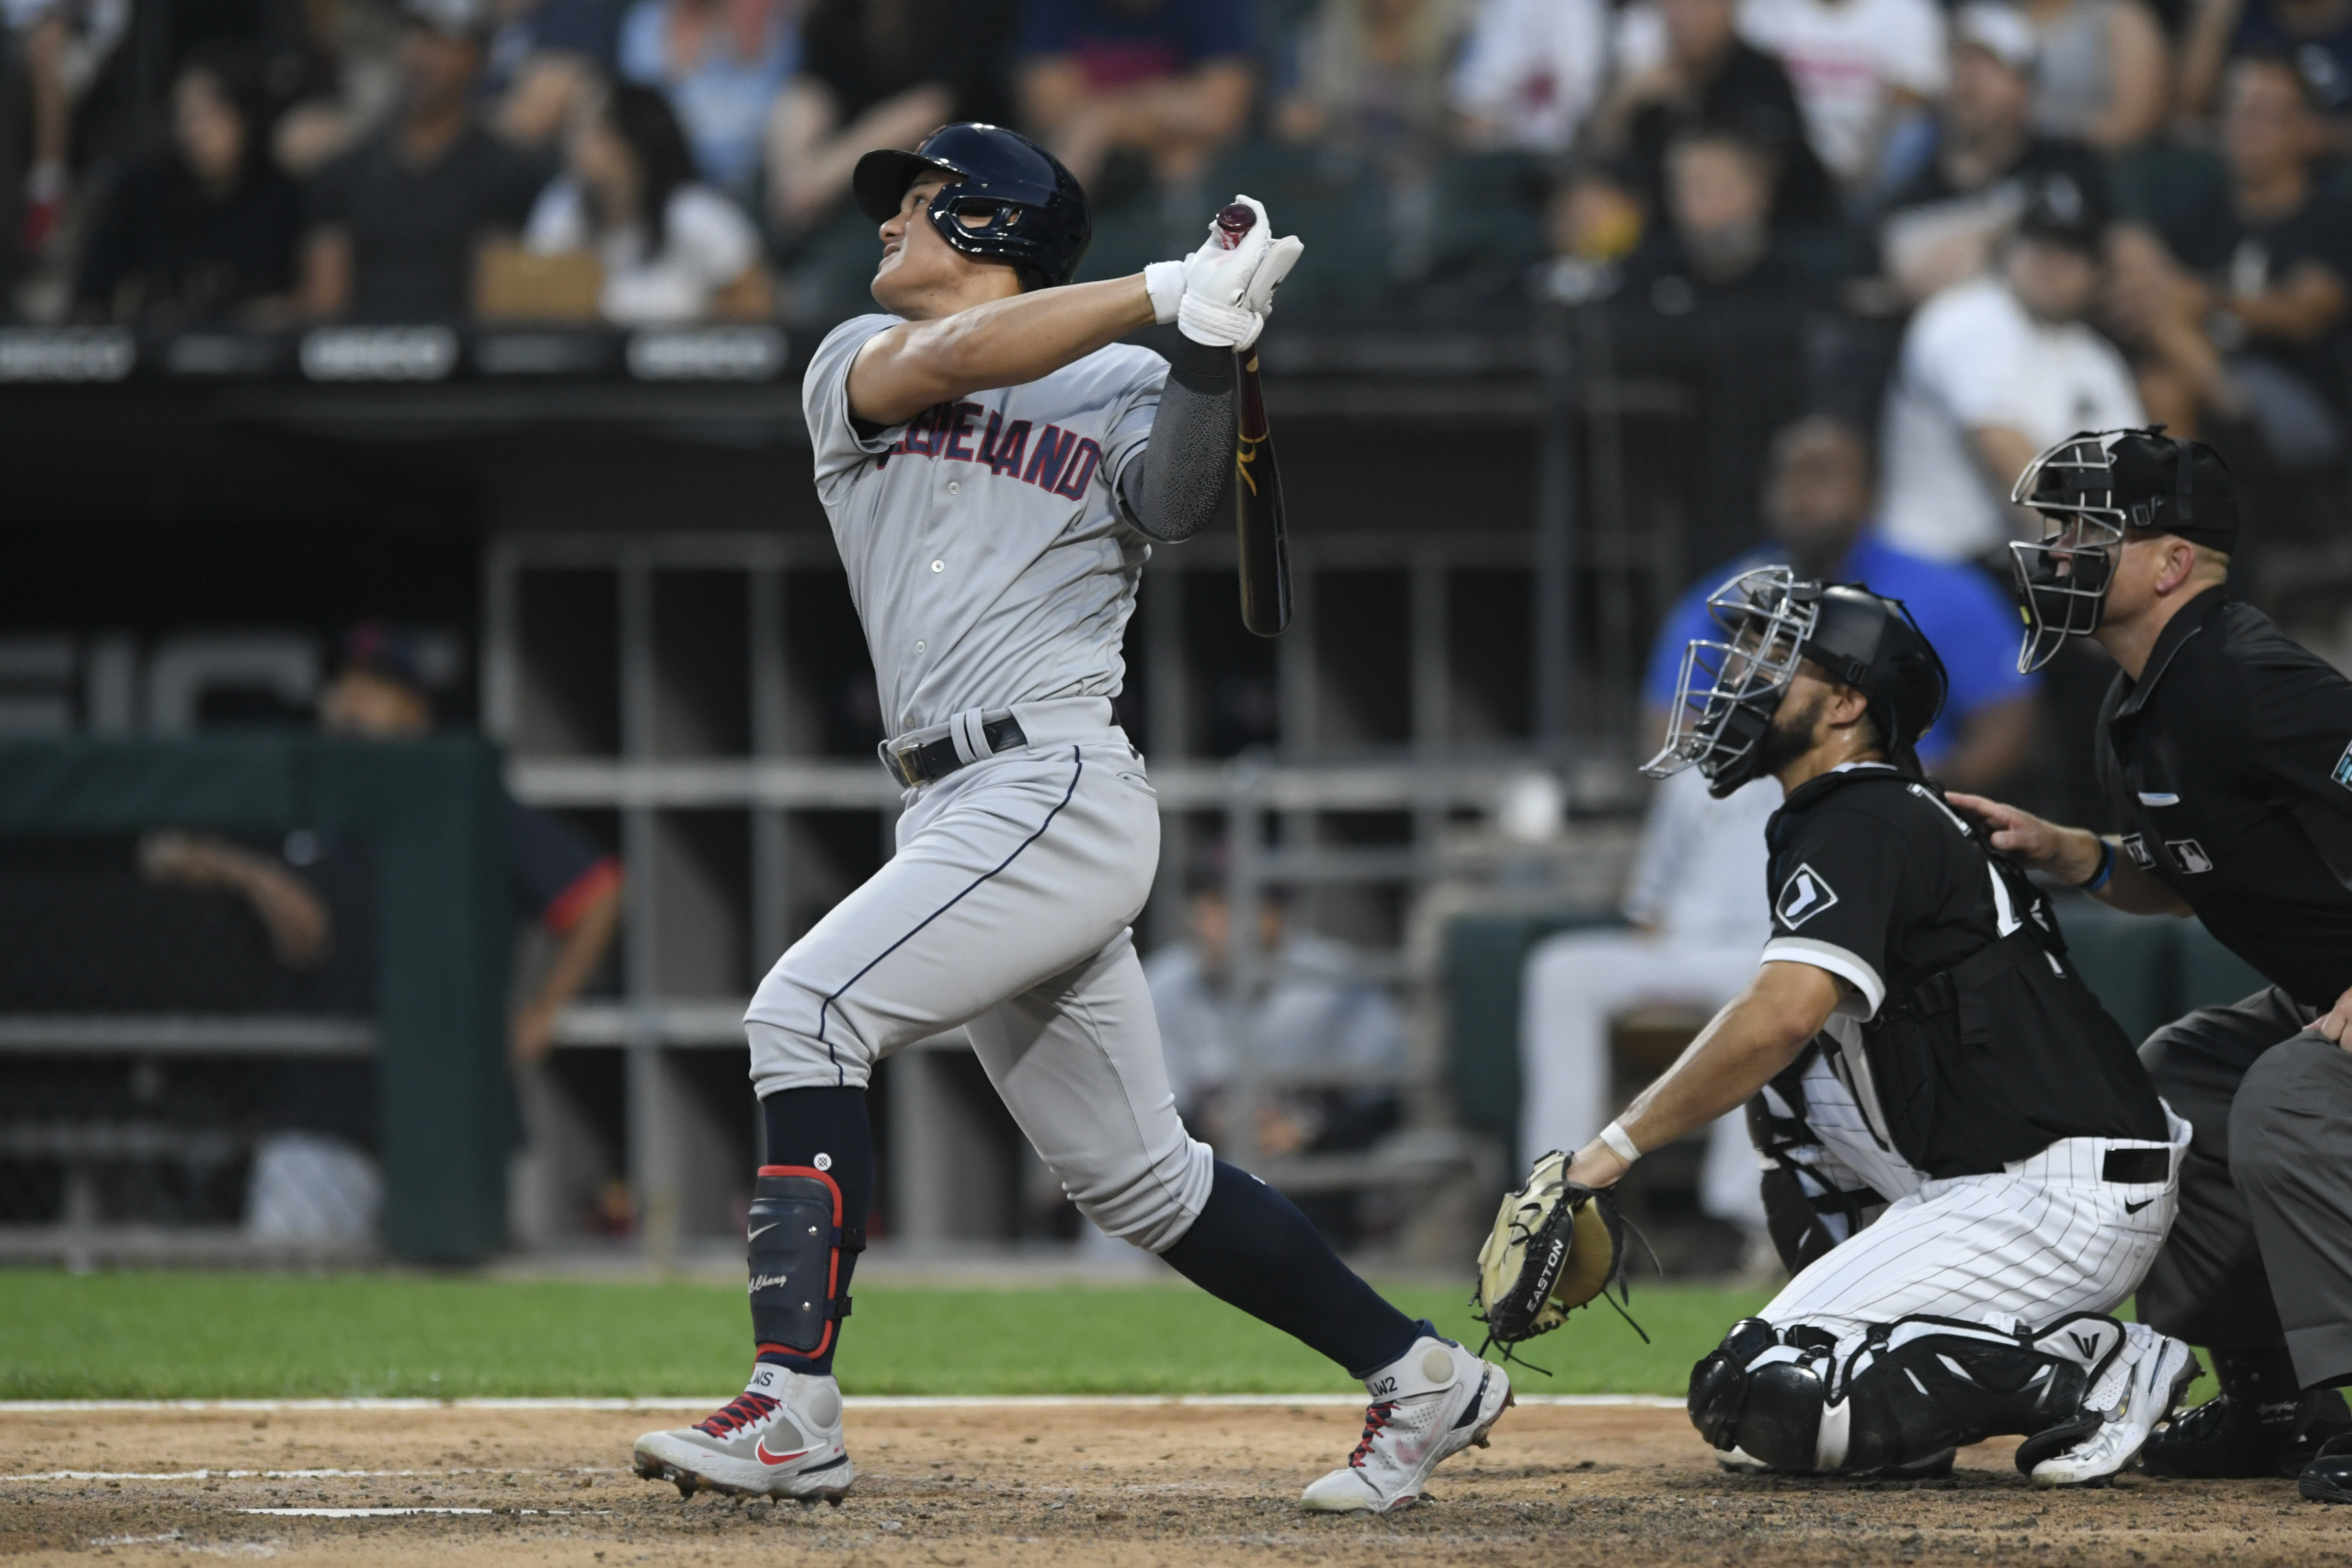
[{"x1": 0, "y1": 736, "x2": 510, "y2": 1266}]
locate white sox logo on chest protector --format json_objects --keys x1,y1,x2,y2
[{"x1": 1776, "y1": 864, "x2": 1840, "y2": 929}]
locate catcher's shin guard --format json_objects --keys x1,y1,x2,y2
[
  {"x1": 1692, "y1": 1315, "x2": 2117, "y2": 1474},
  {"x1": 749, "y1": 1165, "x2": 864, "y2": 1362}
]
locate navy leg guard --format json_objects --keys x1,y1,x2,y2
[{"x1": 752, "y1": 1088, "x2": 871, "y2": 1376}]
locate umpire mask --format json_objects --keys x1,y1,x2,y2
[
  {"x1": 1643, "y1": 568, "x2": 1949, "y2": 797},
  {"x1": 2009, "y1": 428, "x2": 2237, "y2": 674}
]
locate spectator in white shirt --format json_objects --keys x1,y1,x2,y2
[
  {"x1": 1611, "y1": 0, "x2": 1943, "y2": 194},
  {"x1": 1449, "y1": 0, "x2": 1611, "y2": 153},
  {"x1": 1737, "y1": 0, "x2": 1947, "y2": 193},
  {"x1": 525, "y1": 81, "x2": 772, "y2": 323},
  {"x1": 1878, "y1": 180, "x2": 2145, "y2": 563}
]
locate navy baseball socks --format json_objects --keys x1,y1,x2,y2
[{"x1": 1162, "y1": 1159, "x2": 1424, "y2": 1378}]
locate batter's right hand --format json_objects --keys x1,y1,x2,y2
[{"x1": 1946, "y1": 792, "x2": 2102, "y2": 884}]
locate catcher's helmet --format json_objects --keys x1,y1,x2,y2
[
  {"x1": 852, "y1": 123, "x2": 1091, "y2": 290},
  {"x1": 2008, "y1": 427, "x2": 2236, "y2": 674},
  {"x1": 1644, "y1": 567, "x2": 1950, "y2": 798}
]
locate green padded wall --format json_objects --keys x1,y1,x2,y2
[{"x1": 0, "y1": 736, "x2": 512, "y2": 1263}]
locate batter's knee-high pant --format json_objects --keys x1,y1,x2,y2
[{"x1": 744, "y1": 707, "x2": 1214, "y2": 1253}]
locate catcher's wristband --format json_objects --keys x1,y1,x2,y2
[{"x1": 1598, "y1": 1120, "x2": 1642, "y2": 1165}]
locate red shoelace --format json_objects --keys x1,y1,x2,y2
[
  {"x1": 1347, "y1": 1401, "x2": 1399, "y2": 1467},
  {"x1": 695, "y1": 1391, "x2": 780, "y2": 1437}
]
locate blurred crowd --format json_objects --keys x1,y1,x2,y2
[{"x1": 7, "y1": 0, "x2": 2352, "y2": 605}]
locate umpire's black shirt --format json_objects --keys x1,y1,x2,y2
[
  {"x1": 1764, "y1": 764, "x2": 2166, "y2": 1175},
  {"x1": 2098, "y1": 587, "x2": 2352, "y2": 1009}
]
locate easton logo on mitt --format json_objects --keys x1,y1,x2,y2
[{"x1": 1471, "y1": 1150, "x2": 1646, "y2": 1362}]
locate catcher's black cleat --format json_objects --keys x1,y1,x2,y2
[
  {"x1": 1714, "y1": 1445, "x2": 1956, "y2": 1480},
  {"x1": 2300, "y1": 1433, "x2": 2352, "y2": 1504},
  {"x1": 2141, "y1": 1390, "x2": 2352, "y2": 1480}
]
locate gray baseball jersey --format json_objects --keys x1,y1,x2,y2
[{"x1": 804, "y1": 314, "x2": 1168, "y2": 737}]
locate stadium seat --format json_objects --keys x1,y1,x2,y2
[
  {"x1": 2059, "y1": 901, "x2": 2182, "y2": 1046},
  {"x1": 1423, "y1": 151, "x2": 1549, "y2": 288},
  {"x1": 2107, "y1": 146, "x2": 2226, "y2": 228},
  {"x1": 781, "y1": 208, "x2": 891, "y2": 328},
  {"x1": 1073, "y1": 203, "x2": 1182, "y2": 287},
  {"x1": 1441, "y1": 910, "x2": 1620, "y2": 1152},
  {"x1": 2175, "y1": 921, "x2": 2271, "y2": 1014}
]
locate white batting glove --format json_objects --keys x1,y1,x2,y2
[
  {"x1": 1236, "y1": 234, "x2": 1304, "y2": 346},
  {"x1": 1177, "y1": 194, "x2": 1276, "y2": 348}
]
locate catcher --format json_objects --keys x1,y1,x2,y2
[{"x1": 1478, "y1": 569, "x2": 2196, "y2": 1485}]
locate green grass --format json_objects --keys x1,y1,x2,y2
[{"x1": 0, "y1": 1270, "x2": 1769, "y2": 1401}]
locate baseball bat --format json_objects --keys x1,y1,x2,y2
[{"x1": 1216, "y1": 203, "x2": 1291, "y2": 639}]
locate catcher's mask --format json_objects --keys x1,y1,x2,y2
[
  {"x1": 2008, "y1": 427, "x2": 2237, "y2": 674},
  {"x1": 1643, "y1": 567, "x2": 1949, "y2": 797}
]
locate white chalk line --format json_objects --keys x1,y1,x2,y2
[
  {"x1": 1, "y1": 1393, "x2": 1681, "y2": 1418},
  {"x1": 236, "y1": 1508, "x2": 609, "y2": 1519}
]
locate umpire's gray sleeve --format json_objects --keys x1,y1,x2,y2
[{"x1": 1117, "y1": 335, "x2": 1235, "y2": 544}]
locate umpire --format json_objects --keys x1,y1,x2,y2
[{"x1": 1952, "y1": 428, "x2": 2352, "y2": 1504}]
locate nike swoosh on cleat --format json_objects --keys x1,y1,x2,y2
[
  {"x1": 755, "y1": 1441, "x2": 813, "y2": 1466},
  {"x1": 2124, "y1": 1199, "x2": 2153, "y2": 1214},
  {"x1": 1450, "y1": 1370, "x2": 1491, "y2": 1429}
]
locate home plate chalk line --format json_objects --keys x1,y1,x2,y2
[{"x1": 0, "y1": 1393, "x2": 1681, "y2": 1416}]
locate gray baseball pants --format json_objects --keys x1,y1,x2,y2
[
  {"x1": 2137, "y1": 986, "x2": 2352, "y2": 1390},
  {"x1": 743, "y1": 698, "x2": 1215, "y2": 1253}
]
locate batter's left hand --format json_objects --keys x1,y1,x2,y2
[
  {"x1": 1564, "y1": 1140, "x2": 1632, "y2": 1190},
  {"x1": 1176, "y1": 195, "x2": 1300, "y2": 348},
  {"x1": 2319, "y1": 983, "x2": 2352, "y2": 1046}
]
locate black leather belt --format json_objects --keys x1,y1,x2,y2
[
  {"x1": 883, "y1": 715, "x2": 1028, "y2": 788},
  {"x1": 2101, "y1": 1147, "x2": 2169, "y2": 1184}
]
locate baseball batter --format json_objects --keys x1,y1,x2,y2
[
  {"x1": 630, "y1": 124, "x2": 1509, "y2": 1514},
  {"x1": 1573, "y1": 569, "x2": 2196, "y2": 1484}
]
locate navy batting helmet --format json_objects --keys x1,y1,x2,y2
[{"x1": 852, "y1": 123, "x2": 1092, "y2": 290}]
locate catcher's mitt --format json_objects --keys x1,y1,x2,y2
[{"x1": 1471, "y1": 1150, "x2": 1645, "y2": 1359}]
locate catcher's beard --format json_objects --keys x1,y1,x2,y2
[{"x1": 1750, "y1": 684, "x2": 1828, "y2": 781}]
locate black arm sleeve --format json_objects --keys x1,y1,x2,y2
[{"x1": 1117, "y1": 334, "x2": 1235, "y2": 544}]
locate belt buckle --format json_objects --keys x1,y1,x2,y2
[{"x1": 885, "y1": 742, "x2": 922, "y2": 788}]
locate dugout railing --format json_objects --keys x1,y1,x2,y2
[{"x1": 0, "y1": 736, "x2": 511, "y2": 1267}]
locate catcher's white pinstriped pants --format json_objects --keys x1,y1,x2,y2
[
  {"x1": 1766, "y1": 1056, "x2": 2193, "y2": 1338},
  {"x1": 743, "y1": 698, "x2": 1215, "y2": 1253}
]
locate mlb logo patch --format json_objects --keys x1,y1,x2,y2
[
  {"x1": 1775, "y1": 863, "x2": 1839, "y2": 929},
  {"x1": 2166, "y1": 838, "x2": 2215, "y2": 874},
  {"x1": 2334, "y1": 741, "x2": 2352, "y2": 792}
]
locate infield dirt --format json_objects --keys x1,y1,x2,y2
[{"x1": 4, "y1": 1402, "x2": 2348, "y2": 1567}]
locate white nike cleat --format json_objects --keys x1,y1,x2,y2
[
  {"x1": 2028, "y1": 1326, "x2": 2198, "y2": 1488},
  {"x1": 632, "y1": 1362, "x2": 855, "y2": 1502},
  {"x1": 1299, "y1": 1335, "x2": 1513, "y2": 1513}
]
